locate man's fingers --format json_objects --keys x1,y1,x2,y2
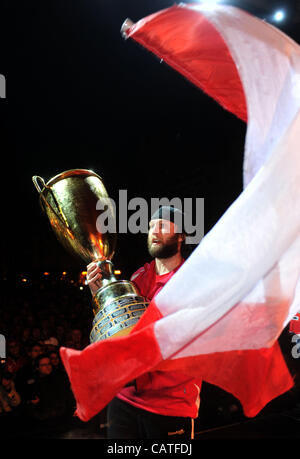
[
  {"x1": 87, "y1": 264, "x2": 101, "y2": 276},
  {"x1": 87, "y1": 272, "x2": 102, "y2": 284},
  {"x1": 86, "y1": 262, "x2": 103, "y2": 294},
  {"x1": 87, "y1": 261, "x2": 96, "y2": 269},
  {"x1": 87, "y1": 262, "x2": 97, "y2": 271},
  {"x1": 87, "y1": 261, "x2": 101, "y2": 270}
]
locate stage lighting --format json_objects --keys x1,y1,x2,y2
[
  {"x1": 273, "y1": 10, "x2": 285, "y2": 22},
  {"x1": 197, "y1": 0, "x2": 222, "y2": 7}
]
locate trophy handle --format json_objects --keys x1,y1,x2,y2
[
  {"x1": 32, "y1": 175, "x2": 46, "y2": 194},
  {"x1": 32, "y1": 175, "x2": 73, "y2": 231}
]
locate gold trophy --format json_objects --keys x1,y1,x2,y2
[{"x1": 32, "y1": 169, "x2": 148, "y2": 343}]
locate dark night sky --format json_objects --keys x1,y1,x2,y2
[{"x1": 1, "y1": 0, "x2": 300, "y2": 278}]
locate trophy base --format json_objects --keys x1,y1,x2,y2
[{"x1": 90, "y1": 280, "x2": 149, "y2": 343}]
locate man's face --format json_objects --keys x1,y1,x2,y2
[
  {"x1": 147, "y1": 219, "x2": 183, "y2": 259},
  {"x1": 38, "y1": 357, "x2": 52, "y2": 376},
  {"x1": 2, "y1": 377, "x2": 12, "y2": 391},
  {"x1": 49, "y1": 352, "x2": 60, "y2": 367},
  {"x1": 30, "y1": 345, "x2": 42, "y2": 360},
  {"x1": 8, "y1": 341, "x2": 20, "y2": 357}
]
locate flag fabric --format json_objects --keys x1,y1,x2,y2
[{"x1": 60, "y1": 4, "x2": 300, "y2": 422}]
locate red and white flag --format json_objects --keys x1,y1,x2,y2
[{"x1": 60, "y1": 4, "x2": 300, "y2": 421}]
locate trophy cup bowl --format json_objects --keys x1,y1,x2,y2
[{"x1": 32, "y1": 169, "x2": 148, "y2": 343}]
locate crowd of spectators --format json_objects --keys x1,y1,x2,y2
[
  {"x1": 0, "y1": 271, "x2": 299, "y2": 438},
  {"x1": 0, "y1": 271, "x2": 104, "y2": 438}
]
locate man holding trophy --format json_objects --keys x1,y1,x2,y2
[
  {"x1": 33, "y1": 170, "x2": 200, "y2": 439},
  {"x1": 87, "y1": 206, "x2": 201, "y2": 439}
]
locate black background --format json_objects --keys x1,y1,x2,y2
[{"x1": 1, "y1": 0, "x2": 300, "y2": 279}]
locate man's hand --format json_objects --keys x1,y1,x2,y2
[{"x1": 86, "y1": 262, "x2": 103, "y2": 295}]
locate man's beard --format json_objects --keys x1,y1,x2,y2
[{"x1": 147, "y1": 234, "x2": 180, "y2": 259}]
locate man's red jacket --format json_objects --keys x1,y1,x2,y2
[{"x1": 117, "y1": 260, "x2": 202, "y2": 418}]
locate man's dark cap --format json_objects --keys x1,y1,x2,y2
[{"x1": 150, "y1": 206, "x2": 185, "y2": 233}]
